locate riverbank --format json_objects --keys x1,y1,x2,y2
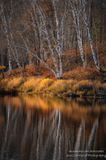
[{"x1": 0, "y1": 77, "x2": 106, "y2": 98}]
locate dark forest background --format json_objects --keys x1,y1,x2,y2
[{"x1": 0, "y1": 0, "x2": 106, "y2": 78}]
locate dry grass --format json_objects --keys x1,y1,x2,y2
[
  {"x1": 0, "y1": 77, "x2": 25, "y2": 91},
  {"x1": 47, "y1": 80, "x2": 69, "y2": 96},
  {"x1": 0, "y1": 66, "x2": 6, "y2": 70},
  {"x1": 0, "y1": 79, "x2": 9, "y2": 90},
  {"x1": 72, "y1": 80, "x2": 94, "y2": 96},
  {"x1": 7, "y1": 77, "x2": 25, "y2": 90},
  {"x1": 20, "y1": 77, "x2": 41, "y2": 93},
  {"x1": 73, "y1": 80, "x2": 93, "y2": 91},
  {"x1": 35, "y1": 78, "x2": 54, "y2": 93},
  {"x1": 0, "y1": 77, "x2": 106, "y2": 97}
]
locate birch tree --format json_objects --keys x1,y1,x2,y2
[
  {"x1": 0, "y1": 4, "x2": 12, "y2": 71},
  {"x1": 70, "y1": 0, "x2": 100, "y2": 70},
  {"x1": 26, "y1": 0, "x2": 67, "y2": 78},
  {"x1": 81, "y1": 0, "x2": 100, "y2": 70},
  {"x1": 70, "y1": 0, "x2": 87, "y2": 68},
  {"x1": 0, "y1": 2, "x2": 21, "y2": 71}
]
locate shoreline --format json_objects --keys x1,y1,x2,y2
[{"x1": 0, "y1": 77, "x2": 106, "y2": 98}]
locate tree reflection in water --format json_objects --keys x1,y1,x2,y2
[{"x1": 0, "y1": 96, "x2": 105, "y2": 160}]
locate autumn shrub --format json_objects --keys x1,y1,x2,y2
[
  {"x1": 25, "y1": 64, "x2": 36, "y2": 76},
  {"x1": 5, "y1": 68, "x2": 23, "y2": 78},
  {"x1": 63, "y1": 67, "x2": 100, "y2": 80}
]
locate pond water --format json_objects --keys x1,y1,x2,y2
[{"x1": 0, "y1": 95, "x2": 106, "y2": 160}]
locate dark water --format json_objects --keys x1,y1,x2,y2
[{"x1": 0, "y1": 95, "x2": 106, "y2": 160}]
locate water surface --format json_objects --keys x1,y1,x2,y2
[{"x1": 0, "y1": 95, "x2": 106, "y2": 160}]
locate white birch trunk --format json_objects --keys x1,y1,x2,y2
[
  {"x1": 70, "y1": 1, "x2": 86, "y2": 67},
  {"x1": 81, "y1": 0, "x2": 100, "y2": 69}
]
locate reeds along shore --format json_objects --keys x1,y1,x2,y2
[{"x1": 0, "y1": 77, "x2": 106, "y2": 98}]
